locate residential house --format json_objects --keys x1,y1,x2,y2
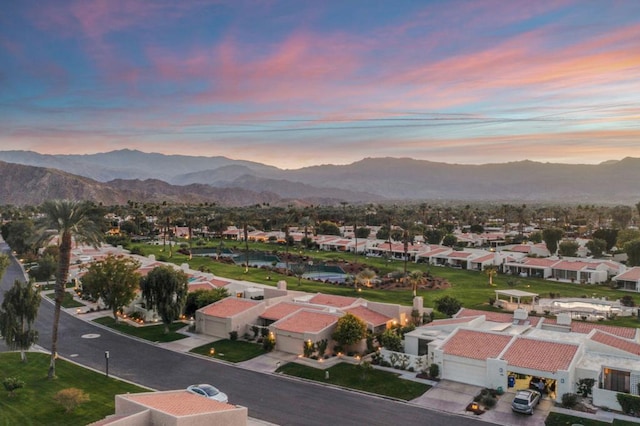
[{"x1": 613, "y1": 267, "x2": 640, "y2": 292}]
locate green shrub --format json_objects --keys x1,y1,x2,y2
[
  {"x1": 561, "y1": 392, "x2": 578, "y2": 408},
  {"x1": 3, "y1": 377, "x2": 25, "y2": 396},
  {"x1": 229, "y1": 331, "x2": 238, "y2": 341},
  {"x1": 428, "y1": 363, "x2": 439, "y2": 379},
  {"x1": 617, "y1": 393, "x2": 640, "y2": 416},
  {"x1": 482, "y1": 394, "x2": 497, "y2": 409},
  {"x1": 576, "y1": 378, "x2": 595, "y2": 397}
]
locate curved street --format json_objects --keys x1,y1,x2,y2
[{"x1": 0, "y1": 242, "x2": 485, "y2": 426}]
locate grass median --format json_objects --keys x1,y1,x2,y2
[
  {"x1": 93, "y1": 316, "x2": 189, "y2": 343},
  {"x1": 0, "y1": 352, "x2": 148, "y2": 425},
  {"x1": 190, "y1": 339, "x2": 266, "y2": 362}
]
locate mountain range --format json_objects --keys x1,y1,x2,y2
[{"x1": 0, "y1": 149, "x2": 638, "y2": 206}]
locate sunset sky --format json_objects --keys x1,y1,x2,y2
[{"x1": 1, "y1": 0, "x2": 639, "y2": 169}]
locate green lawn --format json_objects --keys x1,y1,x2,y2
[
  {"x1": 190, "y1": 339, "x2": 266, "y2": 362},
  {"x1": 92, "y1": 316, "x2": 189, "y2": 343},
  {"x1": 277, "y1": 361, "x2": 430, "y2": 400},
  {"x1": 131, "y1": 240, "x2": 640, "y2": 326},
  {"x1": 45, "y1": 290, "x2": 85, "y2": 308},
  {"x1": 545, "y1": 411, "x2": 639, "y2": 426},
  {"x1": 0, "y1": 352, "x2": 148, "y2": 426}
]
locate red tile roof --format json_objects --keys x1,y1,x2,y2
[
  {"x1": 308, "y1": 293, "x2": 358, "y2": 308},
  {"x1": 188, "y1": 283, "x2": 215, "y2": 292},
  {"x1": 345, "y1": 306, "x2": 392, "y2": 327},
  {"x1": 274, "y1": 310, "x2": 339, "y2": 333},
  {"x1": 442, "y1": 329, "x2": 513, "y2": 360},
  {"x1": 553, "y1": 260, "x2": 590, "y2": 271},
  {"x1": 448, "y1": 251, "x2": 473, "y2": 258},
  {"x1": 209, "y1": 278, "x2": 230, "y2": 287},
  {"x1": 260, "y1": 302, "x2": 304, "y2": 321},
  {"x1": 472, "y1": 253, "x2": 495, "y2": 263},
  {"x1": 502, "y1": 338, "x2": 579, "y2": 372},
  {"x1": 615, "y1": 267, "x2": 640, "y2": 281},
  {"x1": 590, "y1": 331, "x2": 640, "y2": 356},
  {"x1": 200, "y1": 298, "x2": 260, "y2": 317},
  {"x1": 124, "y1": 391, "x2": 233, "y2": 416},
  {"x1": 425, "y1": 316, "x2": 483, "y2": 327},
  {"x1": 521, "y1": 258, "x2": 558, "y2": 267},
  {"x1": 543, "y1": 318, "x2": 637, "y2": 339},
  {"x1": 456, "y1": 308, "x2": 541, "y2": 326}
]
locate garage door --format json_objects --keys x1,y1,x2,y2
[
  {"x1": 443, "y1": 359, "x2": 486, "y2": 387},
  {"x1": 276, "y1": 334, "x2": 301, "y2": 354},
  {"x1": 203, "y1": 318, "x2": 227, "y2": 338}
]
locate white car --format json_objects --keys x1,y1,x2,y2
[
  {"x1": 511, "y1": 389, "x2": 541, "y2": 415},
  {"x1": 187, "y1": 384, "x2": 228, "y2": 403}
]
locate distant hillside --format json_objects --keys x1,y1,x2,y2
[
  {"x1": 0, "y1": 150, "x2": 638, "y2": 204},
  {"x1": 0, "y1": 162, "x2": 279, "y2": 206}
]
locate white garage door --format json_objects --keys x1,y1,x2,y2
[
  {"x1": 276, "y1": 334, "x2": 302, "y2": 354},
  {"x1": 443, "y1": 359, "x2": 486, "y2": 387},
  {"x1": 204, "y1": 318, "x2": 227, "y2": 338}
]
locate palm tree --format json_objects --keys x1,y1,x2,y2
[
  {"x1": 36, "y1": 200, "x2": 103, "y2": 378},
  {"x1": 484, "y1": 265, "x2": 498, "y2": 286},
  {"x1": 408, "y1": 270, "x2": 424, "y2": 297},
  {"x1": 355, "y1": 268, "x2": 376, "y2": 290}
]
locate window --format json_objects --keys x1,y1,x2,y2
[{"x1": 603, "y1": 368, "x2": 630, "y2": 393}]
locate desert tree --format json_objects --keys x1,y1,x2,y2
[
  {"x1": 140, "y1": 265, "x2": 188, "y2": 334},
  {"x1": 484, "y1": 265, "x2": 498, "y2": 286},
  {"x1": 35, "y1": 199, "x2": 104, "y2": 379},
  {"x1": 81, "y1": 254, "x2": 141, "y2": 321},
  {"x1": 408, "y1": 270, "x2": 424, "y2": 297},
  {"x1": 0, "y1": 279, "x2": 41, "y2": 362}
]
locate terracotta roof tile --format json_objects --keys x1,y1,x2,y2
[
  {"x1": 590, "y1": 331, "x2": 640, "y2": 356},
  {"x1": 442, "y1": 329, "x2": 513, "y2": 360},
  {"x1": 457, "y1": 308, "x2": 541, "y2": 326},
  {"x1": 345, "y1": 306, "x2": 392, "y2": 327},
  {"x1": 521, "y1": 258, "x2": 558, "y2": 267},
  {"x1": 260, "y1": 302, "x2": 305, "y2": 321},
  {"x1": 448, "y1": 251, "x2": 473, "y2": 258},
  {"x1": 200, "y1": 298, "x2": 261, "y2": 317},
  {"x1": 615, "y1": 267, "x2": 640, "y2": 281},
  {"x1": 274, "y1": 310, "x2": 339, "y2": 333},
  {"x1": 188, "y1": 283, "x2": 215, "y2": 292},
  {"x1": 124, "y1": 391, "x2": 233, "y2": 416},
  {"x1": 472, "y1": 253, "x2": 495, "y2": 263},
  {"x1": 543, "y1": 319, "x2": 637, "y2": 339},
  {"x1": 308, "y1": 294, "x2": 358, "y2": 308},
  {"x1": 553, "y1": 260, "x2": 590, "y2": 271},
  {"x1": 502, "y1": 338, "x2": 579, "y2": 372}
]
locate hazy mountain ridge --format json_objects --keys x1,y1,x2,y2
[{"x1": 0, "y1": 151, "x2": 638, "y2": 205}]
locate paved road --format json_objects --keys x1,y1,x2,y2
[{"x1": 0, "y1": 242, "x2": 485, "y2": 426}]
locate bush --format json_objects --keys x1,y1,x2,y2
[
  {"x1": 482, "y1": 394, "x2": 497, "y2": 409},
  {"x1": 617, "y1": 393, "x2": 640, "y2": 416},
  {"x1": 53, "y1": 388, "x2": 90, "y2": 413},
  {"x1": 262, "y1": 334, "x2": 275, "y2": 352},
  {"x1": 428, "y1": 363, "x2": 439, "y2": 379},
  {"x1": 229, "y1": 331, "x2": 238, "y2": 341},
  {"x1": 3, "y1": 377, "x2": 25, "y2": 396},
  {"x1": 561, "y1": 392, "x2": 578, "y2": 408},
  {"x1": 576, "y1": 378, "x2": 595, "y2": 397}
]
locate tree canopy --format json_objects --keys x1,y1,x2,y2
[
  {"x1": 542, "y1": 228, "x2": 564, "y2": 254},
  {"x1": 332, "y1": 313, "x2": 367, "y2": 348},
  {"x1": 434, "y1": 295, "x2": 462, "y2": 317},
  {"x1": 81, "y1": 254, "x2": 141, "y2": 321},
  {"x1": 0, "y1": 280, "x2": 41, "y2": 362},
  {"x1": 140, "y1": 265, "x2": 188, "y2": 333}
]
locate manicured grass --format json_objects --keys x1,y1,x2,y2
[
  {"x1": 545, "y1": 411, "x2": 638, "y2": 426},
  {"x1": 92, "y1": 316, "x2": 189, "y2": 343},
  {"x1": 45, "y1": 290, "x2": 85, "y2": 308},
  {"x1": 0, "y1": 352, "x2": 148, "y2": 426},
  {"x1": 190, "y1": 339, "x2": 266, "y2": 362},
  {"x1": 131, "y1": 240, "x2": 640, "y2": 328},
  {"x1": 277, "y1": 361, "x2": 430, "y2": 401}
]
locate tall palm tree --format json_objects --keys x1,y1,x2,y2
[
  {"x1": 408, "y1": 270, "x2": 424, "y2": 297},
  {"x1": 36, "y1": 200, "x2": 103, "y2": 378}
]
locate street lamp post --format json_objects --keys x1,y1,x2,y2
[{"x1": 105, "y1": 351, "x2": 110, "y2": 377}]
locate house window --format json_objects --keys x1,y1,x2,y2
[{"x1": 603, "y1": 368, "x2": 630, "y2": 393}]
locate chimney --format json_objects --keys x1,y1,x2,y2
[
  {"x1": 277, "y1": 280, "x2": 287, "y2": 291},
  {"x1": 412, "y1": 296, "x2": 424, "y2": 315},
  {"x1": 513, "y1": 308, "x2": 528, "y2": 321}
]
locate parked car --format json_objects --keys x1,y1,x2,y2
[
  {"x1": 511, "y1": 389, "x2": 541, "y2": 415},
  {"x1": 186, "y1": 384, "x2": 228, "y2": 403}
]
